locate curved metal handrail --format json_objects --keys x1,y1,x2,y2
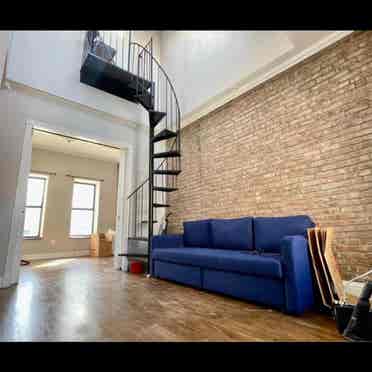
[
  {"x1": 127, "y1": 41, "x2": 181, "y2": 199},
  {"x1": 126, "y1": 39, "x2": 181, "y2": 242},
  {"x1": 129, "y1": 41, "x2": 181, "y2": 121}
]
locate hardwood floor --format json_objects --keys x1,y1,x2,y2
[{"x1": 0, "y1": 257, "x2": 343, "y2": 341}]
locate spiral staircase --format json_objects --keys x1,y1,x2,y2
[{"x1": 80, "y1": 33, "x2": 181, "y2": 274}]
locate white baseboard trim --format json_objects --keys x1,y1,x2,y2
[{"x1": 22, "y1": 250, "x2": 90, "y2": 261}]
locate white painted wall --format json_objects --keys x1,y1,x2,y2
[
  {"x1": 0, "y1": 31, "x2": 11, "y2": 85},
  {"x1": 6, "y1": 31, "x2": 143, "y2": 123},
  {"x1": 160, "y1": 31, "x2": 293, "y2": 118},
  {"x1": 160, "y1": 31, "x2": 351, "y2": 124},
  {"x1": 0, "y1": 30, "x2": 166, "y2": 284},
  {"x1": 131, "y1": 31, "x2": 161, "y2": 60},
  {"x1": 0, "y1": 82, "x2": 139, "y2": 282},
  {"x1": 23, "y1": 148, "x2": 118, "y2": 259}
]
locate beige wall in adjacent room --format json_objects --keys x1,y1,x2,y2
[{"x1": 22, "y1": 148, "x2": 119, "y2": 258}]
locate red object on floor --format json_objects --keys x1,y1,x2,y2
[{"x1": 130, "y1": 261, "x2": 144, "y2": 274}]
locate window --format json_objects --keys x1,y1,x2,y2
[
  {"x1": 23, "y1": 174, "x2": 49, "y2": 239},
  {"x1": 69, "y1": 179, "x2": 100, "y2": 237}
]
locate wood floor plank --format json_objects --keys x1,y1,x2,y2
[
  {"x1": 0, "y1": 257, "x2": 343, "y2": 341},
  {"x1": 307, "y1": 228, "x2": 333, "y2": 308}
]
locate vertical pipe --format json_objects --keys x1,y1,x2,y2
[
  {"x1": 133, "y1": 45, "x2": 136, "y2": 76},
  {"x1": 165, "y1": 80, "x2": 169, "y2": 128},
  {"x1": 128, "y1": 31, "x2": 132, "y2": 72},
  {"x1": 129, "y1": 197, "x2": 131, "y2": 237},
  {"x1": 148, "y1": 115, "x2": 154, "y2": 275},
  {"x1": 121, "y1": 31, "x2": 124, "y2": 70},
  {"x1": 157, "y1": 66, "x2": 159, "y2": 110},
  {"x1": 150, "y1": 38, "x2": 153, "y2": 103},
  {"x1": 141, "y1": 187, "x2": 144, "y2": 238},
  {"x1": 170, "y1": 95, "x2": 173, "y2": 132},
  {"x1": 115, "y1": 31, "x2": 119, "y2": 65},
  {"x1": 154, "y1": 183, "x2": 158, "y2": 230},
  {"x1": 134, "y1": 192, "x2": 137, "y2": 238},
  {"x1": 136, "y1": 50, "x2": 140, "y2": 97}
]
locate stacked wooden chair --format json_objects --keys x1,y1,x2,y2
[
  {"x1": 307, "y1": 227, "x2": 345, "y2": 308},
  {"x1": 308, "y1": 227, "x2": 372, "y2": 339}
]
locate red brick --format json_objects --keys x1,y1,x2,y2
[{"x1": 168, "y1": 31, "x2": 372, "y2": 280}]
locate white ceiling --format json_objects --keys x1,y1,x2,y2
[
  {"x1": 160, "y1": 31, "x2": 353, "y2": 127},
  {"x1": 32, "y1": 130, "x2": 121, "y2": 163}
]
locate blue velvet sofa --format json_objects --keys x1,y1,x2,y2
[{"x1": 151, "y1": 215, "x2": 316, "y2": 315}]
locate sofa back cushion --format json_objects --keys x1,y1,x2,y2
[
  {"x1": 183, "y1": 219, "x2": 212, "y2": 248},
  {"x1": 254, "y1": 215, "x2": 315, "y2": 253},
  {"x1": 210, "y1": 217, "x2": 254, "y2": 250}
]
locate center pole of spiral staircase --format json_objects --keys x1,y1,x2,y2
[
  {"x1": 148, "y1": 122, "x2": 154, "y2": 276},
  {"x1": 147, "y1": 39, "x2": 154, "y2": 277}
]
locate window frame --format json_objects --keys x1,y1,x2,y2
[
  {"x1": 23, "y1": 173, "x2": 49, "y2": 240},
  {"x1": 69, "y1": 179, "x2": 100, "y2": 239}
]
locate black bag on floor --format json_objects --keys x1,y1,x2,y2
[{"x1": 335, "y1": 281, "x2": 372, "y2": 341}]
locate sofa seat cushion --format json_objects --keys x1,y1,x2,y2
[
  {"x1": 152, "y1": 248, "x2": 283, "y2": 279},
  {"x1": 183, "y1": 219, "x2": 212, "y2": 248},
  {"x1": 254, "y1": 215, "x2": 315, "y2": 253},
  {"x1": 210, "y1": 217, "x2": 254, "y2": 250}
]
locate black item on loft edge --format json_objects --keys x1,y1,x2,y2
[{"x1": 82, "y1": 31, "x2": 117, "y2": 65}]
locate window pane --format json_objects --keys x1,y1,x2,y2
[
  {"x1": 26, "y1": 178, "x2": 45, "y2": 206},
  {"x1": 24, "y1": 207, "x2": 41, "y2": 237},
  {"x1": 70, "y1": 210, "x2": 93, "y2": 236},
  {"x1": 72, "y1": 183, "x2": 95, "y2": 209}
]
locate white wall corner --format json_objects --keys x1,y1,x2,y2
[
  {"x1": 0, "y1": 275, "x2": 12, "y2": 288},
  {"x1": 0, "y1": 31, "x2": 12, "y2": 87},
  {"x1": 181, "y1": 31, "x2": 354, "y2": 129}
]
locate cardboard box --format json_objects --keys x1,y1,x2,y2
[{"x1": 90, "y1": 233, "x2": 113, "y2": 257}]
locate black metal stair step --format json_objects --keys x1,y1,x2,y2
[
  {"x1": 80, "y1": 53, "x2": 151, "y2": 104},
  {"x1": 152, "y1": 129, "x2": 177, "y2": 143},
  {"x1": 128, "y1": 237, "x2": 148, "y2": 241},
  {"x1": 118, "y1": 253, "x2": 149, "y2": 257},
  {"x1": 127, "y1": 77, "x2": 153, "y2": 91},
  {"x1": 153, "y1": 169, "x2": 181, "y2": 175},
  {"x1": 152, "y1": 150, "x2": 180, "y2": 159},
  {"x1": 153, "y1": 186, "x2": 178, "y2": 192},
  {"x1": 149, "y1": 110, "x2": 166, "y2": 128},
  {"x1": 135, "y1": 92, "x2": 154, "y2": 110},
  {"x1": 153, "y1": 203, "x2": 170, "y2": 208}
]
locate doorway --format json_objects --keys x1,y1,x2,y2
[{"x1": 3, "y1": 120, "x2": 133, "y2": 287}]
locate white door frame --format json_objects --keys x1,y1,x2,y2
[{"x1": 3, "y1": 119, "x2": 134, "y2": 287}]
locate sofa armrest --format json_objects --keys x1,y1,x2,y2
[
  {"x1": 280, "y1": 235, "x2": 315, "y2": 315},
  {"x1": 152, "y1": 234, "x2": 184, "y2": 250}
]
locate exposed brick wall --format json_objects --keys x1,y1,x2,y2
[{"x1": 168, "y1": 31, "x2": 372, "y2": 280}]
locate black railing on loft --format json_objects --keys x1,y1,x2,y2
[{"x1": 81, "y1": 30, "x2": 132, "y2": 71}]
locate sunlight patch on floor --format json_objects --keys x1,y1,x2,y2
[{"x1": 33, "y1": 258, "x2": 77, "y2": 268}]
